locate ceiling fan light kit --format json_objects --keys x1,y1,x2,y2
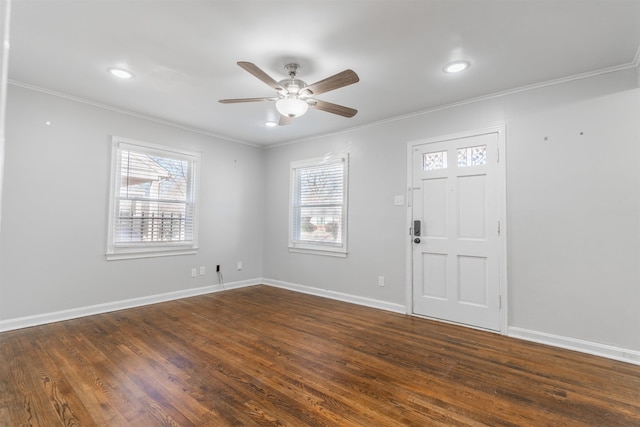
[
  {"x1": 107, "y1": 67, "x2": 134, "y2": 79},
  {"x1": 276, "y1": 97, "x2": 309, "y2": 117},
  {"x1": 219, "y1": 61, "x2": 359, "y2": 125},
  {"x1": 443, "y1": 60, "x2": 470, "y2": 74}
]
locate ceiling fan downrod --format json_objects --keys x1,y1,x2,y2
[
  {"x1": 284, "y1": 63, "x2": 300, "y2": 78},
  {"x1": 281, "y1": 64, "x2": 306, "y2": 96}
]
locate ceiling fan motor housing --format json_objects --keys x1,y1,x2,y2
[{"x1": 279, "y1": 78, "x2": 307, "y2": 95}]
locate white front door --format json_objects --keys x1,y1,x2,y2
[{"x1": 411, "y1": 130, "x2": 503, "y2": 331}]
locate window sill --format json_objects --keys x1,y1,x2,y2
[
  {"x1": 106, "y1": 247, "x2": 197, "y2": 261},
  {"x1": 288, "y1": 247, "x2": 348, "y2": 258}
]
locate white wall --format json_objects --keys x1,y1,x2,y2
[
  {"x1": 263, "y1": 68, "x2": 640, "y2": 354},
  {"x1": 0, "y1": 85, "x2": 265, "y2": 321},
  {"x1": 506, "y1": 85, "x2": 640, "y2": 350}
]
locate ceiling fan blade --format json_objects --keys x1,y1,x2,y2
[
  {"x1": 218, "y1": 97, "x2": 278, "y2": 103},
  {"x1": 278, "y1": 115, "x2": 293, "y2": 126},
  {"x1": 301, "y1": 69, "x2": 359, "y2": 96},
  {"x1": 237, "y1": 61, "x2": 286, "y2": 93},
  {"x1": 310, "y1": 99, "x2": 357, "y2": 118}
]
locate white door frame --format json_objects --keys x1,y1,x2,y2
[{"x1": 405, "y1": 125, "x2": 508, "y2": 334}]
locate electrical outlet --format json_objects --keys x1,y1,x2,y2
[
  {"x1": 378, "y1": 276, "x2": 385, "y2": 287},
  {"x1": 237, "y1": 261, "x2": 242, "y2": 270},
  {"x1": 191, "y1": 268, "x2": 197, "y2": 278},
  {"x1": 199, "y1": 266, "x2": 206, "y2": 275}
]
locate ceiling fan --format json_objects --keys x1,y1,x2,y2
[{"x1": 219, "y1": 61, "x2": 359, "y2": 125}]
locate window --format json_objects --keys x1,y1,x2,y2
[
  {"x1": 422, "y1": 145, "x2": 487, "y2": 170},
  {"x1": 289, "y1": 154, "x2": 348, "y2": 256},
  {"x1": 457, "y1": 145, "x2": 487, "y2": 167},
  {"x1": 107, "y1": 137, "x2": 200, "y2": 260},
  {"x1": 423, "y1": 150, "x2": 448, "y2": 170}
]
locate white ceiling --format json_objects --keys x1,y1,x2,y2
[{"x1": 8, "y1": 0, "x2": 640, "y2": 146}]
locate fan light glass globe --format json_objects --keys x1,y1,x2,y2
[
  {"x1": 107, "y1": 67, "x2": 134, "y2": 79},
  {"x1": 276, "y1": 97, "x2": 309, "y2": 118},
  {"x1": 443, "y1": 61, "x2": 470, "y2": 74}
]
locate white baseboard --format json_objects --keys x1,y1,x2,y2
[
  {"x1": 263, "y1": 278, "x2": 407, "y2": 314},
  {"x1": 0, "y1": 278, "x2": 261, "y2": 332},
  {"x1": 4, "y1": 279, "x2": 639, "y2": 367},
  {"x1": 509, "y1": 326, "x2": 640, "y2": 366}
]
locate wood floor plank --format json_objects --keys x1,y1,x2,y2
[
  {"x1": 1, "y1": 285, "x2": 640, "y2": 426},
  {"x1": 168, "y1": 302, "x2": 400, "y2": 426},
  {"x1": 142, "y1": 307, "x2": 360, "y2": 426},
  {"x1": 83, "y1": 315, "x2": 234, "y2": 426}
]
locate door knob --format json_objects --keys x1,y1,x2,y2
[{"x1": 413, "y1": 237, "x2": 421, "y2": 244}]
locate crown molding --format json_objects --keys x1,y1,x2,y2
[
  {"x1": 7, "y1": 80, "x2": 265, "y2": 149},
  {"x1": 269, "y1": 61, "x2": 640, "y2": 149}
]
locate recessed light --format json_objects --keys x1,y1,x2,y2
[
  {"x1": 107, "y1": 67, "x2": 134, "y2": 79},
  {"x1": 443, "y1": 61, "x2": 470, "y2": 74},
  {"x1": 265, "y1": 121, "x2": 278, "y2": 128}
]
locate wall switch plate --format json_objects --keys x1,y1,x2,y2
[
  {"x1": 191, "y1": 268, "x2": 197, "y2": 278},
  {"x1": 237, "y1": 261, "x2": 242, "y2": 270}
]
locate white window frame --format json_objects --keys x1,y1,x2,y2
[
  {"x1": 106, "y1": 136, "x2": 200, "y2": 260},
  {"x1": 288, "y1": 154, "x2": 349, "y2": 257}
]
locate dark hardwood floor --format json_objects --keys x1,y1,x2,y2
[{"x1": 1, "y1": 285, "x2": 639, "y2": 426}]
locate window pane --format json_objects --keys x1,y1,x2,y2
[
  {"x1": 298, "y1": 164, "x2": 344, "y2": 205},
  {"x1": 115, "y1": 200, "x2": 193, "y2": 243},
  {"x1": 457, "y1": 145, "x2": 487, "y2": 167},
  {"x1": 297, "y1": 206, "x2": 343, "y2": 244},
  {"x1": 423, "y1": 151, "x2": 448, "y2": 170},
  {"x1": 120, "y1": 151, "x2": 190, "y2": 202}
]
